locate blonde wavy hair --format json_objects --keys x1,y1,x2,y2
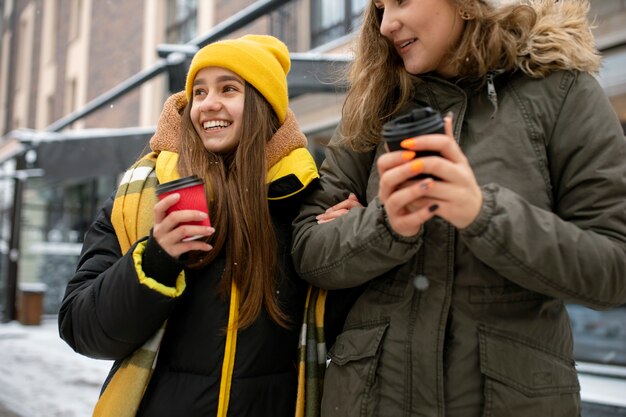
[{"x1": 341, "y1": 0, "x2": 598, "y2": 151}]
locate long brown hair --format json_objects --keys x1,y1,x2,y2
[
  {"x1": 341, "y1": 0, "x2": 537, "y2": 150},
  {"x1": 177, "y1": 84, "x2": 289, "y2": 329}
]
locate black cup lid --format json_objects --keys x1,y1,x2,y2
[
  {"x1": 382, "y1": 107, "x2": 444, "y2": 141},
  {"x1": 156, "y1": 175, "x2": 204, "y2": 195}
]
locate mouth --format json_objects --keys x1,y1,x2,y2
[
  {"x1": 396, "y1": 38, "x2": 417, "y2": 52},
  {"x1": 202, "y1": 120, "x2": 232, "y2": 131}
]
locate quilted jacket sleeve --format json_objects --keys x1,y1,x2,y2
[
  {"x1": 292, "y1": 136, "x2": 423, "y2": 290},
  {"x1": 58, "y1": 195, "x2": 184, "y2": 360},
  {"x1": 461, "y1": 72, "x2": 626, "y2": 309}
]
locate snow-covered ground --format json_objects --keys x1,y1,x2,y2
[
  {"x1": 2, "y1": 315, "x2": 626, "y2": 417},
  {"x1": 0, "y1": 316, "x2": 112, "y2": 417}
]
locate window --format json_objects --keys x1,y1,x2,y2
[
  {"x1": 568, "y1": 304, "x2": 626, "y2": 366},
  {"x1": 310, "y1": 0, "x2": 367, "y2": 48},
  {"x1": 270, "y1": 2, "x2": 299, "y2": 52},
  {"x1": 165, "y1": 0, "x2": 198, "y2": 44}
]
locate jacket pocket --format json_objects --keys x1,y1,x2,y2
[
  {"x1": 321, "y1": 320, "x2": 389, "y2": 417},
  {"x1": 478, "y1": 325, "x2": 580, "y2": 417}
]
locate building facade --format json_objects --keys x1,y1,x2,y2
[{"x1": 0, "y1": 0, "x2": 625, "y2": 413}]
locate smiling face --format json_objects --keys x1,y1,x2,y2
[
  {"x1": 375, "y1": 0, "x2": 465, "y2": 78},
  {"x1": 190, "y1": 66, "x2": 245, "y2": 155}
]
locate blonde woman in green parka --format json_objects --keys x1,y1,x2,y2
[{"x1": 292, "y1": 1, "x2": 626, "y2": 416}]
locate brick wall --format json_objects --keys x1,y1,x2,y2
[
  {"x1": 6, "y1": 0, "x2": 44, "y2": 130},
  {"x1": 26, "y1": 0, "x2": 43, "y2": 129},
  {"x1": 214, "y1": 0, "x2": 271, "y2": 41},
  {"x1": 212, "y1": 0, "x2": 301, "y2": 51},
  {"x1": 83, "y1": 0, "x2": 144, "y2": 129},
  {"x1": 51, "y1": 1, "x2": 70, "y2": 128}
]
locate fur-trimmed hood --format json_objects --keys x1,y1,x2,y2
[
  {"x1": 513, "y1": 0, "x2": 601, "y2": 76},
  {"x1": 149, "y1": 91, "x2": 308, "y2": 169},
  {"x1": 148, "y1": 91, "x2": 318, "y2": 200}
]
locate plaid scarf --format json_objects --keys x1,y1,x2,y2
[
  {"x1": 95, "y1": 149, "x2": 326, "y2": 416},
  {"x1": 94, "y1": 151, "x2": 163, "y2": 417},
  {"x1": 96, "y1": 150, "x2": 240, "y2": 417},
  {"x1": 296, "y1": 286, "x2": 328, "y2": 417}
]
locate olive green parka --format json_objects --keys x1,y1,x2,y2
[{"x1": 291, "y1": 2, "x2": 626, "y2": 416}]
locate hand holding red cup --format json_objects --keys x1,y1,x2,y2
[{"x1": 156, "y1": 175, "x2": 211, "y2": 242}]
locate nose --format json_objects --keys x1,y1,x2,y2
[
  {"x1": 379, "y1": 8, "x2": 400, "y2": 39},
  {"x1": 197, "y1": 92, "x2": 223, "y2": 112}
]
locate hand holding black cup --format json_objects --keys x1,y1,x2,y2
[{"x1": 382, "y1": 107, "x2": 444, "y2": 180}]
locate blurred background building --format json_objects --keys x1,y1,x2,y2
[
  {"x1": 0, "y1": 0, "x2": 356, "y2": 322},
  {"x1": 0, "y1": 0, "x2": 625, "y2": 414}
]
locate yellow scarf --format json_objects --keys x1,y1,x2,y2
[
  {"x1": 95, "y1": 145, "x2": 321, "y2": 417},
  {"x1": 95, "y1": 151, "x2": 240, "y2": 417}
]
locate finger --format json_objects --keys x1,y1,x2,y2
[
  {"x1": 317, "y1": 208, "x2": 349, "y2": 223},
  {"x1": 379, "y1": 159, "x2": 427, "y2": 202},
  {"x1": 174, "y1": 225, "x2": 214, "y2": 244},
  {"x1": 377, "y1": 150, "x2": 417, "y2": 175},
  {"x1": 168, "y1": 239, "x2": 214, "y2": 259},
  {"x1": 385, "y1": 181, "x2": 436, "y2": 215},
  {"x1": 159, "y1": 209, "x2": 210, "y2": 234},
  {"x1": 326, "y1": 194, "x2": 363, "y2": 213},
  {"x1": 399, "y1": 132, "x2": 466, "y2": 165},
  {"x1": 385, "y1": 204, "x2": 438, "y2": 237},
  {"x1": 154, "y1": 193, "x2": 180, "y2": 224},
  {"x1": 153, "y1": 209, "x2": 210, "y2": 247},
  {"x1": 157, "y1": 226, "x2": 215, "y2": 258}
]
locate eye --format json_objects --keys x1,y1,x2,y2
[
  {"x1": 193, "y1": 88, "x2": 207, "y2": 97},
  {"x1": 223, "y1": 84, "x2": 240, "y2": 93}
]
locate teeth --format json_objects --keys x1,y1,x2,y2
[
  {"x1": 401, "y1": 39, "x2": 415, "y2": 48},
  {"x1": 203, "y1": 120, "x2": 231, "y2": 129}
]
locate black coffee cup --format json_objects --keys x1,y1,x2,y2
[{"x1": 382, "y1": 107, "x2": 444, "y2": 180}]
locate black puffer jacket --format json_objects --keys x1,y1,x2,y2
[
  {"x1": 59, "y1": 193, "x2": 307, "y2": 417},
  {"x1": 58, "y1": 91, "x2": 321, "y2": 417}
]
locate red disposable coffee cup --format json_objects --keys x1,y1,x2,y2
[{"x1": 156, "y1": 175, "x2": 211, "y2": 242}]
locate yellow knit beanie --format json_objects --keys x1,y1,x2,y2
[{"x1": 185, "y1": 34, "x2": 290, "y2": 124}]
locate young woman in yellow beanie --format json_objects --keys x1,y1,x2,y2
[{"x1": 59, "y1": 34, "x2": 321, "y2": 417}]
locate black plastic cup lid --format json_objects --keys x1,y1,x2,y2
[
  {"x1": 382, "y1": 107, "x2": 444, "y2": 141},
  {"x1": 156, "y1": 175, "x2": 204, "y2": 195}
]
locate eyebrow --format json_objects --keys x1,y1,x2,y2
[{"x1": 192, "y1": 74, "x2": 245, "y2": 86}]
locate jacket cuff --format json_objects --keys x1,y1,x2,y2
[
  {"x1": 133, "y1": 239, "x2": 186, "y2": 297},
  {"x1": 142, "y1": 234, "x2": 184, "y2": 285},
  {"x1": 461, "y1": 184, "x2": 496, "y2": 237},
  {"x1": 379, "y1": 199, "x2": 422, "y2": 244}
]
